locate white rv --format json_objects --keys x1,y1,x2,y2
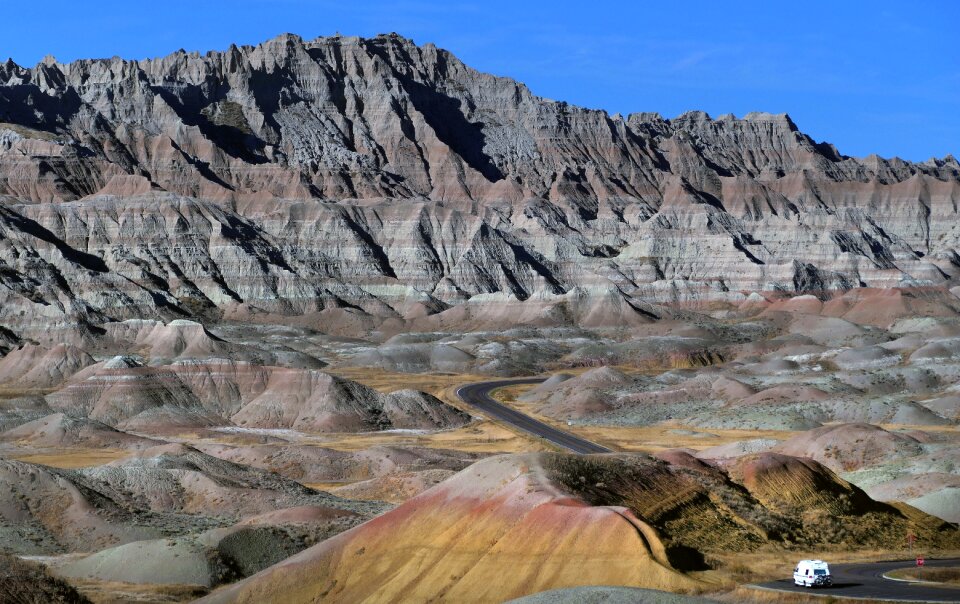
[{"x1": 793, "y1": 559, "x2": 832, "y2": 587}]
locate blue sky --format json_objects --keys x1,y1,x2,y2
[{"x1": 2, "y1": 1, "x2": 956, "y2": 161}]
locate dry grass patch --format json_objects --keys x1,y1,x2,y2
[
  {"x1": 11, "y1": 448, "x2": 129, "y2": 468},
  {"x1": 491, "y1": 383, "x2": 540, "y2": 404},
  {"x1": 490, "y1": 379, "x2": 793, "y2": 453},
  {"x1": 0, "y1": 554, "x2": 90, "y2": 603},
  {"x1": 328, "y1": 367, "x2": 487, "y2": 398},
  {"x1": 879, "y1": 423, "x2": 960, "y2": 436},
  {"x1": 0, "y1": 122, "x2": 61, "y2": 141},
  {"x1": 330, "y1": 367, "x2": 556, "y2": 451},
  {"x1": 312, "y1": 420, "x2": 550, "y2": 454},
  {"x1": 574, "y1": 424, "x2": 793, "y2": 453},
  {"x1": 887, "y1": 565, "x2": 960, "y2": 585},
  {"x1": 67, "y1": 578, "x2": 208, "y2": 604}
]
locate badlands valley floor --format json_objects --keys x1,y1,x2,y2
[{"x1": 1, "y1": 287, "x2": 959, "y2": 603}]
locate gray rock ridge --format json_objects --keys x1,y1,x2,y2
[{"x1": 0, "y1": 33, "x2": 959, "y2": 335}]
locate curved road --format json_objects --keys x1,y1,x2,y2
[
  {"x1": 455, "y1": 378, "x2": 611, "y2": 454},
  {"x1": 752, "y1": 558, "x2": 960, "y2": 602},
  {"x1": 459, "y1": 379, "x2": 960, "y2": 601}
]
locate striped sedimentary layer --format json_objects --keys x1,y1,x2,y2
[{"x1": 0, "y1": 34, "x2": 957, "y2": 336}]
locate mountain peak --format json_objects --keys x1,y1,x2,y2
[
  {"x1": 0, "y1": 32, "x2": 951, "y2": 206},
  {"x1": 0, "y1": 32, "x2": 956, "y2": 337}
]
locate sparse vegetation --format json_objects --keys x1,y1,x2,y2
[
  {"x1": 200, "y1": 101, "x2": 253, "y2": 135},
  {"x1": 0, "y1": 122, "x2": 61, "y2": 141},
  {"x1": 543, "y1": 452, "x2": 960, "y2": 571},
  {"x1": 10, "y1": 449, "x2": 129, "y2": 469},
  {"x1": 887, "y1": 565, "x2": 960, "y2": 585},
  {"x1": 0, "y1": 554, "x2": 91, "y2": 604}
]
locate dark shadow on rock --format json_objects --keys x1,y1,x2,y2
[
  {"x1": 151, "y1": 85, "x2": 269, "y2": 164},
  {"x1": 0, "y1": 84, "x2": 82, "y2": 132},
  {"x1": 363, "y1": 43, "x2": 504, "y2": 183},
  {"x1": 0, "y1": 206, "x2": 108, "y2": 273},
  {"x1": 665, "y1": 544, "x2": 710, "y2": 571}
]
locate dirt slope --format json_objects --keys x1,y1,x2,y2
[{"x1": 200, "y1": 451, "x2": 960, "y2": 603}]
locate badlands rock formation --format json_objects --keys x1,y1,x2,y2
[
  {"x1": 0, "y1": 33, "x2": 958, "y2": 340},
  {"x1": 197, "y1": 443, "x2": 479, "y2": 485},
  {"x1": 1, "y1": 32, "x2": 960, "y2": 601},
  {"x1": 2, "y1": 412, "x2": 161, "y2": 449},
  {"x1": 771, "y1": 423, "x2": 924, "y2": 471},
  {"x1": 201, "y1": 452, "x2": 959, "y2": 603},
  {"x1": 54, "y1": 505, "x2": 362, "y2": 588},
  {"x1": 0, "y1": 444, "x2": 384, "y2": 557},
  {"x1": 34, "y1": 353, "x2": 468, "y2": 432},
  {"x1": 200, "y1": 454, "x2": 702, "y2": 603},
  {"x1": 0, "y1": 343, "x2": 94, "y2": 389}
]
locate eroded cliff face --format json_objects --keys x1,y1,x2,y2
[{"x1": 1, "y1": 33, "x2": 959, "y2": 337}]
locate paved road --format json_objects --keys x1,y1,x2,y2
[
  {"x1": 458, "y1": 380, "x2": 960, "y2": 602},
  {"x1": 752, "y1": 558, "x2": 960, "y2": 602},
  {"x1": 455, "y1": 378, "x2": 611, "y2": 454}
]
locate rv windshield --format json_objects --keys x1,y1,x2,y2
[{"x1": 814, "y1": 569, "x2": 827, "y2": 575}]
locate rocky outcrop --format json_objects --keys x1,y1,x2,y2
[
  {"x1": 198, "y1": 443, "x2": 479, "y2": 485},
  {"x1": 772, "y1": 423, "x2": 924, "y2": 472},
  {"x1": 1, "y1": 412, "x2": 160, "y2": 449},
  {"x1": 0, "y1": 448, "x2": 383, "y2": 556},
  {"x1": 0, "y1": 343, "x2": 94, "y2": 388},
  {"x1": 0, "y1": 33, "x2": 958, "y2": 336},
  {"x1": 80, "y1": 443, "x2": 381, "y2": 518},
  {"x1": 54, "y1": 505, "x2": 363, "y2": 588},
  {"x1": 199, "y1": 452, "x2": 960, "y2": 603},
  {"x1": 198, "y1": 454, "x2": 702, "y2": 603},
  {"x1": 45, "y1": 355, "x2": 217, "y2": 427},
  {"x1": 232, "y1": 371, "x2": 469, "y2": 432},
  {"x1": 40, "y1": 354, "x2": 468, "y2": 433}
]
